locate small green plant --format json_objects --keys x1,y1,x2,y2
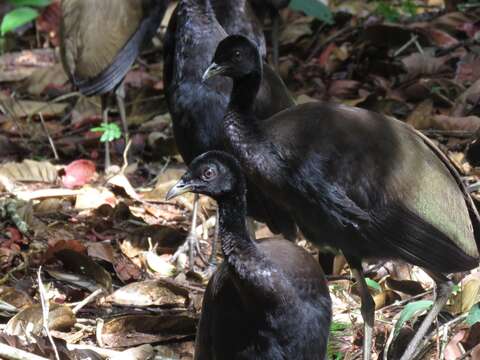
[
  {"x1": 289, "y1": 0, "x2": 334, "y2": 24},
  {"x1": 91, "y1": 123, "x2": 122, "y2": 143},
  {"x1": 0, "y1": 0, "x2": 51, "y2": 37},
  {"x1": 374, "y1": 0, "x2": 418, "y2": 22}
]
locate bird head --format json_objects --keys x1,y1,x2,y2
[
  {"x1": 202, "y1": 35, "x2": 261, "y2": 81},
  {"x1": 166, "y1": 151, "x2": 245, "y2": 201}
]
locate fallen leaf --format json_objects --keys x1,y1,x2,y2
[
  {"x1": 5, "y1": 303, "x2": 76, "y2": 337},
  {"x1": 106, "y1": 279, "x2": 187, "y2": 307}
]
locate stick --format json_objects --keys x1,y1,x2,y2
[
  {"x1": 37, "y1": 267, "x2": 60, "y2": 360},
  {"x1": 38, "y1": 112, "x2": 59, "y2": 160},
  {"x1": 0, "y1": 343, "x2": 49, "y2": 360},
  {"x1": 71, "y1": 288, "x2": 103, "y2": 314}
]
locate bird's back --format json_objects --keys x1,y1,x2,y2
[
  {"x1": 194, "y1": 237, "x2": 331, "y2": 360},
  {"x1": 246, "y1": 102, "x2": 480, "y2": 272}
]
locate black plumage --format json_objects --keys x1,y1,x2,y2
[
  {"x1": 211, "y1": 0, "x2": 266, "y2": 58},
  {"x1": 203, "y1": 35, "x2": 480, "y2": 360},
  {"x1": 163, "y1": 0, "x2": 297, "y2": 262},
  {"x1": 166, "y1": 151, "x2": 332, "y2": 360},
  {"x1": 249, "y1": 0, "x2": 290, "y2": 66},
  {"x1": 60, "y1": 0, "x2": 167, "y2": 167}
]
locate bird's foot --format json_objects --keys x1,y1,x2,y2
[{"x1": 171, "y1": 233, "x2": 208, "y2": 271}]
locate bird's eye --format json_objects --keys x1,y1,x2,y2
[
  {"x1": 202, "y1": 167, "x2": 217, "y2": 181},
  {"x1": 234, "y1": 50, "x2": 241, "y2": 59}
]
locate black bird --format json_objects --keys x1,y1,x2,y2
[
  {"x1": 211, "y1": 0, "x2": 266, "y2": 58},
  {"x1": 249, "y1": 0, "x2": 290, "y2": 67},
  {"x1": 166, "y1": 151, "x2": 332, "y2": 360},
  {"x1": 60, "y1": 0, "x2": 167, "y2": 168},
  {"x1": 203, "y1": 35, "x2": 480, "y2": 360},
  {"x1": 163, "y1": 0, "x2": 296, "y2": 267}
]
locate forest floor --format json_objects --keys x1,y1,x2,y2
[{"x1": 1, "y1": 1, "x2": 480, "y2": 359}]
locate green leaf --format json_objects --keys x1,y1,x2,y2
[
  {"x1": 92, "y1": 123, "x2": 122, "y2": 143},
  {"x1": 289, "y1": 0, "x2": 333, "y2": 24},
  {"x1": 330, "y1": 321, "x2": 349, "y2": 332},
  {"x1": 365, "y1": 278, "x2": 382, "y2": 293},
  {"x1": 375, "y1": 2, "x2": 400, "y2": 22},
  {"x1": 466, "y1": 303, "x2": 480, "y2": 326},
  {"x1": 7, "y1": 0, "x2": 51, "y2": 7},
  {"x1": 395, "y1": 300, "x2": 433, "y2": 336},
  {"x1": 1, "y1": 7, "x2": 39, "y2": 36}
]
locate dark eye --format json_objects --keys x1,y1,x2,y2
[
  {"x1": 202, "y1": 167, "x2": 217, "y2": 181},
  {"x1": 234, "y1": 50, "x2": 241, "y2": 59}
]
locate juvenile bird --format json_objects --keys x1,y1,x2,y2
[
  {"x1": 167, "y1": 151, "x2": 332, "y2": 360},
  {"x1": 203, "y1": 35, "x2": 480, "y2": 360}
]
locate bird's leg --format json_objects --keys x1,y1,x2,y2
[
  {"x1": 400, "y1": 273, "x2": 453, "y2": 360},
  {"x1": 208, "y1": 208, "x2": 219, "y2": 268},
  {"x1": 172, "y1": 194, "x2": 200, "y2": 269},
  {"x1": 271, "y1": 9, "x2": 281, "y2": 69},
  {"x1": 101, "y1": 95, "x2": 111, "y2": 170},
  {"x1": 246, "y1": 216, "x2": 256, "y2": 240},
  {"x1": 115, "y1": 83, "x2": 129, "y2": 144},
  {"x1": 351, "y1": 265, "x2": 375, "y2": 360}
]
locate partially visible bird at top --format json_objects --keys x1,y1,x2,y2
[
  {"x1": 60, "y1": 0, "x2": 168, "y2": 168},
  {"x1": 166, "y1": 150, "x2": 332, "y2": 360},
  {"x1": 249, "y1": 0, "x2": 290, "y2": 67}
]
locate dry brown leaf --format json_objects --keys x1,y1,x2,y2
[
  {"x1": 74, "y1": 186, "x2": 117, "y2": 210},
  {"x1": 106, "y1": 280, "x2": 187, "y2": 307},
  {"x1": 101, "y1": 313, "x2": 196, "y2": 348},
  {"x1": 5, "y1": 303, "x2": 75, "y2": 337},
  {"x1": 108, "y1": 174, "x2": 141, "y2": 201},
  {"x1": 0, "y1": 95, "x2": 68, "y2": 119},
  {"x1": 432, "y1": 115, "x2": 480, "y2": 132},
  {"x1": 0, "y1": 287, "x2": 33, "y2": 309},
  {"x1": 55, "y1": 249, "x2": 112, "y2": 292},
  {"x1": 0, "y1": 160, "x2": 57, "y2": 184},
  {"x1": 406, "y1": 99, "x2": 434, "y2": 129},
  {"x1": 0, "y1": 48, "x2": 56, "y2": 82}
]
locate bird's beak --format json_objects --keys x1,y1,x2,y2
[
  {"x1": 202, "y1": 62, "x2": 227, "y2": 82},
  {"x1": 165, "y1": 178, "x2": 194, "y2": 200}
]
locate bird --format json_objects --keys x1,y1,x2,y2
[
  {"x1": 211, "y1": 0, "x2": 266, "y2": 58},
  {"x1": 166, "y1": 151, "x2": 332, "y2": 360},
  {"x1": 203, "y1": 34, "x2": 480, "y2": 360},
  {"x1": 249, "y1": 0, "x2": 290, "y2": 67},
  {"x1": 59, "y1": 0, "x2": 167, "y2": 168},
  {"x1": 163, "y1": 0, "x2": 296, "y2": 268}
]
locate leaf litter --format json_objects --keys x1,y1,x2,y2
[{"x1": 2, "y1": 0, "x2": 480, "y2": 359}]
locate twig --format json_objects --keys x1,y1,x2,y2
[
  {"x1": 0, "y1": 343, "x2": 49, "y2": 360},
  {"x1": 394, "y1": 34, "x2": 419, "y2": 57},
  {"x1": 96, "y1": 317, "x2": 105, "y2": 348},
  {"x1": 38, "y1": 112, "x2": 59, "y2": 160},
  {"x1": 71, "y1": 288, "x2": 103, "y2": 314},
  {"x1": 120, "y1": 139, "x2": 133, "y2": 175},
  {"x1": 37, "y1": 267, "x2": 60, "y2": 360}
]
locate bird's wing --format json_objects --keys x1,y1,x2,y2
[
  {"x1": 266, "y1": 103, "x2": 479, "y2": 270},
  {"x1": 60, "y1": 0, "x2": 164, "y2": 95}
]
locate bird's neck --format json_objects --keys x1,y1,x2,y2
[
  {"x1": 230, "y1": 71, "x2": 262, "y2": 115},
  {"x1": 218, "y1": 193, "x2": 297, "y2": 309},
  {"x1": 211, "y1": 0, "x2": 246, "y2": 20},
  {"x1": 218, "y1": 193, "x2": 254, "y2": 257},
  {"x1": 183, "y1": 0, "x2": 214, "y2": 14}
]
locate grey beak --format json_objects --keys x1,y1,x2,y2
[
  {"x1": 202, "y1": 62, "x2": 226, "y2": 82},
  {"x1": 165, "y1": 179, "x2": 193, "y2": 200}
]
